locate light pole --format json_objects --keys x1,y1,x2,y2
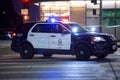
[
  {"x1": 99, "y1": 0, "x2": 102, "y2": 33},
  {"x1": 114, "y1": 0, "x2": 117, "y2": 37}
]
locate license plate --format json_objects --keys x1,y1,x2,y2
[{"x1": 112, "y1": 45, "x2": 117, "y2": 50}]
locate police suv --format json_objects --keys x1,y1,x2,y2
[{"x1": 11, "y1": 21, "x2": 117, "y2": 60}]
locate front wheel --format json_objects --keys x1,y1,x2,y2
[
  {"x1": 20, "y1": 44, "x2": 34, "y2": 59},
  {"x1": 75, "y1": 44, "x2": 91, "y2": 60}
]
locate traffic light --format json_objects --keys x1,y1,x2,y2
[
  {"x1": 91, "y1": 0, "x2": 97, "y2": 5},
  {"x1": 93, "y1": 9, "x2": 96, "y2": 15},
  {"x1": 22, "y1": 0, "x2": 30, "y2": 9}
]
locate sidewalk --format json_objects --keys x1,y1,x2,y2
[{"x1": 117, "y1": 42, "x2": 120, "y2": 47}]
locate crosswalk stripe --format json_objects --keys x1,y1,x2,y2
[{"x1": 0, "y1": 61, "x2": 114, "y2": 80}]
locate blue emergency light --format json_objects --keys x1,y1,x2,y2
[{"x1": 46, "y1": 16, "x2": 62, "y2": 23}]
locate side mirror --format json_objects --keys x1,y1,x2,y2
[{"x1": 62, "y1": 30, "x2": 69, "y2": 34}]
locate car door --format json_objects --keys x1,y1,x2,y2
[
  {"x1": 27, "y1": 23, "x2": 50, "y2": 49},
  {"x1": 49, "y1": 23, "x2": 71, "y2": 50}
]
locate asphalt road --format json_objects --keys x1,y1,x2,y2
[{"x1": 0, "y1": 40, "x2": 120, "y2": 80}]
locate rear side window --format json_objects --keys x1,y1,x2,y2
[
  {"x1": 31, "y1": 23, "x2": 67, "y2": 33},
  {"x1": 32, "y1": 24, "x2": 51, "y2": 33}
]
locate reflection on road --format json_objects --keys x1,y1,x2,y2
[{"x1": 0, "y1": 40, "x2": 120, "y2": 80}]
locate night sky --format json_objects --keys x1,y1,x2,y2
[
  {"x1": 0, "y1": 0, "x2": 38, "y2": 29},
  {"x1": 12, "y1": 0, "x2": 39, "y2": 22},
  {"x1": 0, "y1": 0, "x2": 22, "y2": 29}
]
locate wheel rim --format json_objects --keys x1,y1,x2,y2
[
  {"x1": 20, "y1": 44, "x2": 34, "y2": 59},
  {"x1": 24, "y1": 50, "x2": 28, "y2": 54},
  {"x1": 75, "y1": 45, "x2": 91, "y2": 60},
  {"x1": 79, "y1": 51, "x2": 84, "y2": 55}
]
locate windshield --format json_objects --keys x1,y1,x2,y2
[{"x1": 64, "y1": 23, "x2": 88, "y2": 33}]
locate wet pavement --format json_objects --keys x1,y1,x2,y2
[{"x1": 0, "y1": 40, "x2": 120, "y2": 80}]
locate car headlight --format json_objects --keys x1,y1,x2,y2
[{"x1": 92, "y1": 37, "x2": 106, "y2": 42}]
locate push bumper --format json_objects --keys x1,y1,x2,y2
[{"x1": 92, "y1": 41, "x2": 117, "y2": 55}]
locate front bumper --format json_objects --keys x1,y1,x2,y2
[{"x1": 92, "y1": 41, "x2": 117, "y2": 55}]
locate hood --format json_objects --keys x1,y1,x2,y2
[
  {"x1": 73, "y1": 32, "x2": 116, "y2": 42},
  {"x1": 87, "y1": 32, "x2": 117, "y2": 41},
  {"x1": 87, "y1": 32, "x2": 111, "y2": 36},
  {"x1": 73, "y1": 32, "x2": 111, "y2": 37}
]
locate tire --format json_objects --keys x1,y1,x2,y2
[
  {"x1": 20, "y1": 44, "x2": 34, "y2": 59},
  {"x1": 43, "y1": 52, "x2": 52, "y2": 58},
  {"x1": 75, "y1": 44, "x2": 91, "y2": 60}
]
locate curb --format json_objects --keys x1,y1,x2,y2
[{"x1": 117, "y1": 42, "x2": 120, "y2": 48}]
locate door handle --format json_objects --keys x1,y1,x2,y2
[
  {"x1": 50, "y1": 35, "x2": 56, "y2": 37},
  {"x1": 29, "y1": 34, "x2": 34, "y2": 36}
]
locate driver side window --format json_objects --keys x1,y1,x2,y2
[
  {"x1": 51, "y1": 24, "x2": 62, "y2": 33},
  {"x1": 51, "y1": 24, "x2": 69, "y2": 33}
]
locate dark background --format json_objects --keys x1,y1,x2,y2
[
  {"x1": 0, "y1": 0, "x2": 22, "y2": 31},
  {"x1": 0, "y1": 0, "x2": 39, "y2": 31}
]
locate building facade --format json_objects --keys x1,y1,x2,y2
[
  {"x1": 13, "y1": 0, "x2": 120, "y2": 40},
  {"x1": 33, "y1": 0, "x2": 120, "y2": 27}
]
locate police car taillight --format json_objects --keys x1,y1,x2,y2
[{"x1": 11, "y1": 32, "x2": 17, "y2": 39}]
